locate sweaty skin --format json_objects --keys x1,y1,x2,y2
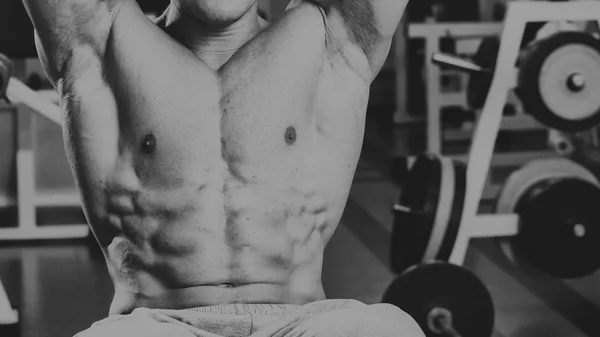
[{"x1": 22, "y1": 0, "x2": 407, "y2": 315}]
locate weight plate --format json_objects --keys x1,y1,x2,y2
[
  {"x1": 382, "y1": 261, "x2": 495, "y2": 337},
  {"x1": 536, "y1": 21, "x2": 580, "y2": 43},
  {"x1": 496, "y1": 158, "x2": 600, "y2": 278},
  {"x1": 421, "y1": 157, "x2": 456, "y2": 263},
  {"x1": 390, "y1": 154, "x2": 442, "y2": 273},
  {"x1": 435, "y1": 160, "x2": 466, "y2": 261},
  {"x1": 518, "y1": 32, "x2": 600, "y2": 132},
  {"x1": 496, "y1": 158, "x2": 598, "y2": 214},
  {"x1": 391, "y1": 156, "x2": 466, "y2": 272},
  {"x1": 467, "y1": 37, "x2": 500, "y2": 110},
  {"x1": 516, "y1": 178, "x2": 600, "y2": 278}
]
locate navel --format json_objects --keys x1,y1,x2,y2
[
  {"x1": 285, "y1": 126, "x2": 297, "y2": 145},
  {"x1": 141, "y1": 133, "x2": 157, "y2": 154}
]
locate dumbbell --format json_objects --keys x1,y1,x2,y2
[
  {"x1": 382, "y1": 261, "x2": 495, "y2": 337},
  {"x1": 432, "y1": 31, "x2": 600, "y2": 133},
  {"x1": 0, "y1": 53, "x2": 12, "y2": 103}
]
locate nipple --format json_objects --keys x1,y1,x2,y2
[
  {"x1": 285, "y1": 126, "x2": 297, "y2": 145},
  {"x1": 141, "y1": 133, "x2": 157, "y2": 154}
]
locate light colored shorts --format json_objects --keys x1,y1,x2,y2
[{"x1": 75, "y1": 299, "x2": 423, "y2": 337}]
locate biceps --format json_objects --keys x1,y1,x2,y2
[
  {"x1": 23, "y1": 0, "x2": 121, "y2": 82},
  {"x1": 60, "y1": 49, "x2": 119, "y2": 182}
]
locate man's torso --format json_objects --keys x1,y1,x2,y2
[{"x1": 60, "y1": 1, "x2": 371, "y2": 314}]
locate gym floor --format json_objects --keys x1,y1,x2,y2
[{"x1": 1, "y1": 108, "x2": 600, "y2": 337}]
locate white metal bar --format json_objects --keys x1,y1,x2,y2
[
  {"x1": 36, "y1": 90, "x2": 59, "y2": 104},
  {"x1": 0, "y1": 225, "x2": 89, "y2": 240},
  {"x1": 450, "y1": 3, "x2": 531, "y2": 266},
  {"x1": 426, "y1": 36, "x2": 442, "y2": 153},
  {"x1": 445, "y1": 118, "x2": 546, "y2": 144},
  {"x1": 0, "y1": 190, "x2": 81, "y2": 208},
  {"x1": 466, "y1": 214, "x2": 520, "y2": 238},
  {"x1": 35, "y1": 189, "x2": 81, "y2": 207},
  {"x1": 408, "y1": 23, "x2": 504, "y2": 38},
  {"x1": 16, "y1": 108, "x2": 36, "y2": 232},
  {"x1": 6, "y1": 78, "x2": 62, "y2": 125},
  {"x1": 450, "y1": 151, "x2": 555, "y2": 167}
]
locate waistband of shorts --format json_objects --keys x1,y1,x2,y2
[{"x1": 186, "y1": 303, "x2": 301, "y2": 316}]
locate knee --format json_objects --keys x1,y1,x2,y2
[
  {"x1": 305, "y1": 304, "x2": 424, "y2": 337},
  {"x1": 367, "y1": 304, "x2": 424, "y2": 336},
  {"x1": 73, "y1": 308, "x2": 193, "y2": 337}
]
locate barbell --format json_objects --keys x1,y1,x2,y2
[
  {"x1": 433, "y1": 31, "x2": 600, "y2": 133},
  {"x1": 382, "y1": 261, "x2": 495, "y2": 337}
]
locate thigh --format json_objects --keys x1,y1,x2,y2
[{"x1": 74, "y1": 308, "x2": 207, "y2": 337}]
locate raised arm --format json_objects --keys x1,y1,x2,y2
[
  {"x1": 21, "y1": 0, "x2": 122, "y2": 85},
  {"x1": 292, "y1": 0, "x2": 408, "y2": 82},
  {"x1": 20, "y1": 0, "x2": 125, "y2": 221}
]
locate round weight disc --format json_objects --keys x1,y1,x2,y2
[
  {"x1": 496, "y1": 158, "x2": 598, "y2": 214},
  {"x1": 519, "y1": 32, "x2": 600, "y2": 132},
  {"x1": 421, "y1": 157, "x2": 456, "y2": 263},
  {"x1": 535, "y1": 21, "x2": 579, "y2": 42},
  {"x1": 515, "y1": 178, "x2": 600, "y2": 278},
  {"x1": 539, "y1": 44, "x2": 600, "y2": 120},
  {"x1": 392, "y1": 156, "x2": 466, "y2": 272},
  {"x1": 496, "y1": 158, "x2": 599, "y2": 278},
  {"x1": 390, "y1": 154, "x2": 443, "y2": 273},
  {"x1": 382, "y1": 262, "x2": 495, "y2": 337},
  {"x1": 467, "y1": 37, "x2": 500, "y2": 110},
  {"x1": 435, "y1": 160, "x2": 466, "y2": 261}
]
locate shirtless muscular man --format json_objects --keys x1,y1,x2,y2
[{"x1": 20, "y1": 0, "x2": 423, "y2": 335}]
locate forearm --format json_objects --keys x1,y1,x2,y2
[{"x1": 22, "y1": 0, "x2": 119, "y2": 80}]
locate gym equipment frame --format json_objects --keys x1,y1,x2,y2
[{"x1": 447, "y1": 0, "x2": 600, "y2": 266}]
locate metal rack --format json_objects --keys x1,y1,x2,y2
[
  {"x1": 0, "y1": 61, "x2": 88, "y2": 241},
  {"x1": 395, "y1": 22, "x2": 556, "y2": 200}
]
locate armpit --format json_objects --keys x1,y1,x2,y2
[
  {"x1": 305, "y1": 0, "x2": 380, "y2": 62},
  {"x1": 302, "y1": 0, "x2": 373, "y2": 84}
]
